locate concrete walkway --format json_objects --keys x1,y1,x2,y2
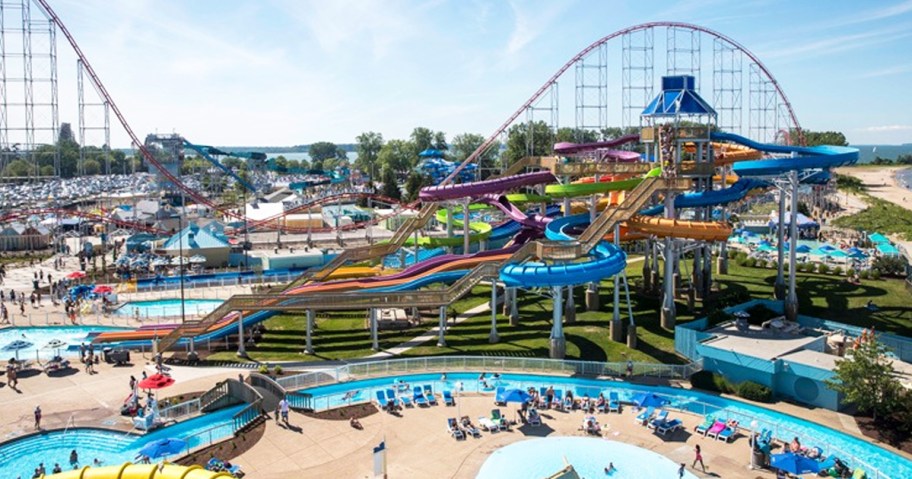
[{"x1": 367, "y1": 301, "x2": 493, "y2": 359}]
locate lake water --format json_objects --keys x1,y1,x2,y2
[{"x1": 895, "y1": 168, "x2": 912, "y2": 191}]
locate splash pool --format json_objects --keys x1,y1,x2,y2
[
  {"x1": 476, "y1": 437, "x2": 698, "y2": 479},
  {"x1": 299, "y1": 372, "x2": 912, "y2": 479},
  {"x1": 115, "y1": 299, "x2": 224, "y2": 318},
  {"x1": 0, "y1": 405, "x2": 242, "y2": 478},
  {"x1": 0, "y1": 325, "x2": 126, "y2": 359}
]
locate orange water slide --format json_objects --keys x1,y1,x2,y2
[{"x1": 625, "y1": 216, "x2": 732, "y2": 241}]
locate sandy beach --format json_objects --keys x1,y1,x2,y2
[{"x1": 833, "y1": 165, "x2": 912, "y2": 254}]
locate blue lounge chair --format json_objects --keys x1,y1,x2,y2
[
  {"x1": 694, "y1": 415, "x2": 715, "y2": 435},
  {"x1": 608, "y1": 392, "x2": 620, "y2": 413},
  {"x1": 375, "y1": 390, "x2": 388, "y2": 408},
  {"x1": 552, "y1": 390, "x2": 564, "y2": 409},
  {"x1": 717, "y1": 422, "x2": 739, "y2": 442},
  {"x1": 656, "y1": 418, "x2": 683, "y2": 436},
  {"x1": 413, "y1": 386, "x2": 428, "y2": 407},
  {"x1": 387, "y1": 388, "x2": 411, "y2": 407},
  {"x1": 635, "y1": 406, "x2": 655, "y2": 425},
  {"x1": 647, "y1": 410, "x2": 669, "y2": 429},
  {"x1": 494, "y1": 386, "x2": 507, "y2": 405},
  {"x1": 443, "y1": 390, "x2": 455, "y2": 406},
  {"x1": 423, "y1": 385, "x2": 438, "y2": 405}
]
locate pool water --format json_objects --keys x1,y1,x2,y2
[
  {"x1": 300, "y1": 372, "x2": 912, "y2": 479},
  {"x1": 0, "y1": 326, "x2": 127, "y2": 359},
  {"x1": 0, "y1": 405, "x2": 242, "y2": 478},
  {"x1": 115, "y1": 299, "x2": 225, "y2": 318},
  {"x1": 476, "y1": 437, "x2": 698, "y2": 479}
]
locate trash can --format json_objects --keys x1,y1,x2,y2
[{"x1": 102, "y1": 347, "x2": 113, "y2": 363}]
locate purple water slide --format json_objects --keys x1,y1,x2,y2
[
  {"x1": 419, "y1": 170, "x2": 556, "y2": 202},
  {"x1": 553, "y1": 134, "x2": 640, "y2": 155},
  {"x1": 600, "y1": 150, "x2": 642, "y2": 162},
  {"x1": 479, "y1": 194, "x2": 551, "y2": 229}
]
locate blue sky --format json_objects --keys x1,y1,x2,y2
[{"x1": 44, "y1": 0, "x2": 912, "y2": 147}]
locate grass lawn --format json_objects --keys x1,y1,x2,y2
[
  {"x1": 206, "y1": 285, "x2": 492, "y2": 363},
  {"x1": 207, "y1": 258, "x2": 912, "y2": 363}
]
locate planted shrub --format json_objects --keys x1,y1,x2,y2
[
  {"x1": 817, "y1": 263, "x2": 829, "y2": 275},
  {"x1": 690, "y1": 371, "x2": 734, "y2": 394},
  {"x1": 847, "y1": 268, "x2": 857, "y2": 278},
  {"x1": 871, "y1": 269, "x2": 882, "y2": 280},
  {"x1": 274, "y1": 365, "x2": 284, "y2": 375},
  {"x1": 707, "y1": 309, "x2": 734, "y2": 327},
  {"x1": 257, "y1": 364, "x2": 269, "y2": 375},
  {"x1": 736, "y1": 381, "x2": 773, "y2": 403},
  {"x1": 832, "y1": 266, "x2": 843, "y2": 276},
  {"x1": 859, "y1": 270, "x2": 870, "y2": 280},
  {"x1": 744, "y1": 258, "x2": 757, "y2": 268}
]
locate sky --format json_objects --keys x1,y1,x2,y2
[{"x1": 22, "y1": 0, "x2": 912, "y2": 147}]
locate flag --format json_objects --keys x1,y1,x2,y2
[{"x1": 373, "y1": 440, "x2": 387, "y2": 478}]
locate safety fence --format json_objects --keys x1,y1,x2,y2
[{"x1": 158, "y1": 398, "x2": 200, "y2": 421}]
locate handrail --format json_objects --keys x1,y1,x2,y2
[
  {"x1": 199, "y1": 380, "x2": 229, "y2": 410},
  {"x1": 158, "y1": 398, "x2": 201, "y2": 420},
  {"x1": 232, "y1": 399, "x2": 263, "y2": 433},
  {"x1": 248, "y1": 372, "x2": 288, "y2": 399}
]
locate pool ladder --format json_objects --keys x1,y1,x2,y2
[{"x1": 61, "y1": 414, "x2": 76, "y2": 439}]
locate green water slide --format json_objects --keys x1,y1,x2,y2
[
  {"x1": 544, "y1": 167, "x2": 661, "y2": 198},
  {"x1": 402, "y1": 205, "x2": 493, "y2": 247}
]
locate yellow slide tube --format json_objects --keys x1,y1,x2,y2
[{"x1": 43, "y1": 463, "x2": 234, "y2": 479}]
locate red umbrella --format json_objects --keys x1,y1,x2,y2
[
  {"x1": 138, "y1": 373, "x2": 175, "y2": 390},
  {"x1": 67, "y1": 271, "x2": 87, "y2": 279},
  {"x1": 93, "y1": 285, "x2": 113, "y2": 294}
]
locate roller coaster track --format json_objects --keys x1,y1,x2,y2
[{"x1": 0, "y1": 208, "x2": 165, "y2": 234}]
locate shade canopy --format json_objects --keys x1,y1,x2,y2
[
  {"x1": 498, "y1": 388, "x2": 533, "y2": 404},
  {"x1": 43, "y1": 339, "x2": 67, "y2": 350},
  {"x1": 93, "y1": 285, "x2": 114, "y2": 294},
  {"x1": 770, "y1": 452, "x2": 823, "y2": 475},
  {"x1": 67, "y1": 271, "x2": 87, "y2": 279},
  {"x1": 631, "y1": 392, "x2": 669, "y2": 409}
]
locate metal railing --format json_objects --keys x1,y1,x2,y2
[
  {"x1": 286, "y1": 391, "x2": 313, "y2": 411},
  {"x1": 159, "y1": 398, "x2": 201, "y2": 421},
  {"x1": 199, "y1": 380, "x2": 230, "y2": 410},
  {"x1": 232, "y1": 399, "x2": 263, "y2": 432}
]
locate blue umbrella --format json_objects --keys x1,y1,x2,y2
[
  {"x1": 847, "y1": 247, "x2": 867, "y2": 258},
  {"x1": 631, "y1": 392, "x2": 669, "y2": 408},
  {"x1": 498, "y1": 388, "x2": 532, "y2": 404},
  {"x1": 796, "y1": 244, "x2": 812, "y2": 253},
  {"x1": 138, "y1": 438, "x2": 187, "y2": 459},
  {"x1": 770, "y1": 452, "x2": 823, "y2": 475}
]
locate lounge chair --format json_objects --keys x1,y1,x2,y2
[
  {"x1": 446, "y1": 418, "x2": 465, "y2": 440},
  {"x1": 494, "y1": 386, "x2": 507, "y2": 405},
  {"x1": 43, "y1": 357, "x2": 71, "y2": 374},
  {"x1": 206, "y1": 457, "x2": 243, "y2": 476},
  {"x1": 634, "y1": 406, "x2": 655, "y2": 425},
  {"x1": 717, "y1": 422, "x2": 739, "y2": 442},
  {"x1": 647, "y1": 410, "x2": 669, "y2": 429},
  {"x1": 608, "y1": 392, "x2": 620, "y2": 413},
  {"x1": 850, "y1": 468, "x2": 866, "y2": 479},
  {"x1": 491, "y1": 409, "x2": 508, "y2": 430},
  {"x1": 375, "y1": 390, "x2": 388, "y2": 409},
  {"x1": 656, "y1": 418, "x2": 683, "y2": 436},
  {"x1": 583, "y1": 415, "x2": 601, "y2": 435},
  {"x1": 706, "y1": 420, "x2": 727, "y2": 439},
  {"x1": 422, "y1": 385, "x2": 438, "y2": 405},
  {"x1": 460, "y1": 416, "x2": 481, "y2": 437},
  {"x1": 528, "y1": 408, "x2": 541, "y2": 427},
  {"x1": 478, "y1": 415, "x2": 498, "y2": 432},
  {"x1": 386, "y1": 388, "x2": 411, "y2": 407},
  {"x1": 443, "y1": 390, "x2": 455, "y2": 406},
  {"x1": 694, "y1": 415, "x2": 715, "y2": 435},
  {"x1": 412, "y1": 386, "x2": 428, "y2": 407},
  {"x1": 552, "y1": 390, "x2": 564, "y2": 410}
]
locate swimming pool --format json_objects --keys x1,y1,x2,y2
[
  {"x1": 476, "y1": 437, "x2": 698, "y2": 479},
  {"x1": 0, "y1": 325, "x2": 127, "y2": 359},
  {"x1": 115, "y1": 299, "x2": 224, "y2": 318},
  {"x1": 299, "y1": 372, "x2": 912, "y2": 479},
  {"x1": 0, "y1": 404, "x2": 242, "y2": 478}
]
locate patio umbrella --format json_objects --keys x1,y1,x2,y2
[
  {"x1": 43, "y1": 339, "x2": 67, "y2": 357},
  {"x1": 631, "y1": 392, "x2": 669, "y2": 409},
  {"x1": 170, "y1": 256, "x2": 189, "y2": 266},
  {"x1": 138, "y1": 438, "x2": 187, "y2": 460},
  {"x1": 770, "y1": 452, "x2": 823, "y2": 475},
  {"x1": 796, "y1": 244, "x2": 812, "y2": 253},
  {"x1": 499, "y1": 388, "x2": 533, "y2": 404},
  {"x1": 93, "y1": 285, "x2": 114, "y2": 294},
  {"x1": 819, "y1": 244, "x2": 837, "y2": 252},
  {"x1": 138, "y1": 373, "x2": 175, "y2": 390},
  {"x1": 847, "y1": 247, "x2": 867, "y2": 258},
  {"x1": 189, "y1": 254, "x2": 207, "y2": 264},
  {"x1": 67, "y1": 271, "x2": 86, "y2": 279},
  {"x1": 3, "y1": 339, "x2": 33, "y2": 360}
]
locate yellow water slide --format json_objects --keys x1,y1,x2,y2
[{"x1": 42, "y1": 463, "x2": 234, "y2": 479}]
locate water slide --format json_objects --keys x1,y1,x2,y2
[
  {"x1": 712, "y1": 131, "x2": 859, "y2": 176},
  {"x1": 545, "y1": 167, "x2": 660, "y2": 198},
  {"x1": 419, "y1": 170, "x2": 556, "y2": 202},
  {"x1": 182, "y1": 140, "x2": 258, "y2": 193},
  {"x1": 43, "y1": 463, "x2": 232, "y2": 478},
  {"x1": 553, "y1": 133, "x2": 640, "y2": 158}
]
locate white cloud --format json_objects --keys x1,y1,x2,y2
[
  {"x1": 859, "y1": 64, "x2": 912, "y2": 79},
  {"x1": 859, "y1": 125, "x2": 912, "y2": 132},
  {"x1": 758, "y1": 26, "x2": 912, "y2": 60},
  {"x1": 816, "y1": 0, "x2": 912, "y2": 29},
  {"x1": 504, "y1": 0, "x2": 572, "y2": 55}
]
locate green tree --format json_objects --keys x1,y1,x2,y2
[
  {"x1": 403, "y1": 171, "x2": 430, "y2": 202},
  {"x1": 58, "y1": 122, "x2": 76, "y2": 144},
  {"x1": 307, "y1": 141, "x2": 345, "y2": 163},
  {"x1": 825, "y1": 335, "x2": 903, "y2": 420},
  {"x1": 502, "y1": 121, "x2": 555, "y2": 166},
  {"x1": 1, "y1": 158, "x2": 35, "y2": 177},
  {"x1": 380, "y1": 167, "x2": 401, "y2": 200},
  {"x1": 794, "y1": 130, "x2": 848, "y2": 147},
  {"x1": 451, "y1": 133, "x2": 500, "y2": 180},
  {"x1": 378, "y1": 139, "x2": 417, "y2": 173},
  {"x1": 432, "y1": 131, "x2": 448, "y2": 151},
  {"x1": 222, "y1": 157, "x2": 245, "y2": 170},
  {"x1": 83, "y1": 158, "x2": 101, "y2": 175},
  {"x1": 410, "y1": 127, "x2": 434, "y2": 153},
  {"x1": 355, "y1": 131, "x2": 384, "y2": 178},
  {"x1": 555, "y1": 127, "x2": 599, "y2": 143}
]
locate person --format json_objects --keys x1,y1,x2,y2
[
  {"x1": 7, "y1": 364, "x2": 17, "y2": 388},
  {"x1": 626, "y1": 359, "x2": 634, "y2": 377},
  {"x1": 52, "y1": 464, "x2": 62, "y2": 474},
  {"x1": 692, "y1": 444, "x2": 705, "y2": 472},
  {"x1": 440, "y1": 373, "x2": 447, "y2": 382},
  {"x1": 93, "y1": 458, "x2": 102, "y2": 466},
  {"x1": 279, "y1": 397, "x2": 289, "y2": 424},
  {"x1": 604, "y1": 462, "x2": 616, "y2": 474},
  {"x1": 678, "y1": 463, "x2": 685, "y2": 479},
  {"x1": 274, "y1": 404, "x2": 281, "y2": 424},
  {"x1": 31, "y1": 467, "x2": 41, "y2": 479},
  {"x1": 85, "y1": 352, "x2": 95, "y2": 374},
  {"x1": 142, "y1": 370, "x2": 148, "y2": 380},
  {"x1": 545, "y1": 386, "x2": 555, "y2": 409},
  {"x1": 349, "y1": 416, "x2": 363, "y2": 429},
  {"x1": 37, "y1": 463, "x2": 45, "y2": 475},
  {"x1": 34, "y1": 406, "x2": 42, "y2": 430},
  {"x1": 789, "y1": 436, "x2": 801, "y2": 453},
  {"x1": 129, "y1": 375, "x2": 136, "y2": 391},
  {"x1": 69, "y1": 450, "x2": 79, "y2": 467}
]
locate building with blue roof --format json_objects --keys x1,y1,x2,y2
[{"x1": 161, "y1": 224, "x2": 230, "y2": 267}]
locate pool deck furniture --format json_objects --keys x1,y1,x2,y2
[
  {"x1": 423, "y1": 385, "x2": 438, "y2": 405},
  {"x1": 446, "y1": 418, "x2": 465, "y2": 440}
]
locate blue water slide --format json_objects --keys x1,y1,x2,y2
[
  {"x1": 711, "y1": 131, "x2": 859, "y2": 177},
  {"x1": 183, "y1": 140, "x2": 258, "y2": 192},
  {"x1": 640, "y1": 177, "x2": 768, "y2": 216},
  {"x1": 499, "y1": 214, "x2": 626, "y2": 288}
]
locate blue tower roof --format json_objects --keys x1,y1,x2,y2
[{"x1": 642, "y1": 75, "x2": 717, "y2": 117}]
